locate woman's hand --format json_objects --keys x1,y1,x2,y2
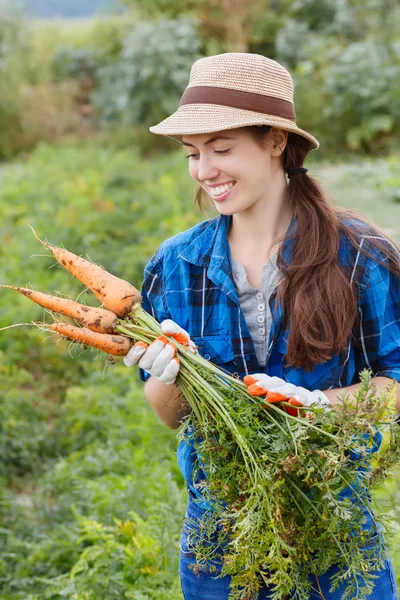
[
  {"x1": 244, "y1": 374, "x2": 330, "y2": 416},
  {"x1": 124, "y1": 319, "x2": 196, "y2": 385}
]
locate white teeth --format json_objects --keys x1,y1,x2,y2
[{"x1": 209, "y1": 182, "x2": 235, "y2": 197}]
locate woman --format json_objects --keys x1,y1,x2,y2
[{"x1": 124, "y1": 53, "x2": 400, "y2": 599}]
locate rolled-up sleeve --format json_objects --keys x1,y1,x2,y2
[{"x1": 354, "y1": 254, "x2": 400, "y2": 384}]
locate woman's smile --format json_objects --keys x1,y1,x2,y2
[{"x1": 208, "y1": 181, "x2": 236, "y2": 201}]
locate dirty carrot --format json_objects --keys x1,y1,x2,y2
[
  {"x1": 0, "y1": 285, "x2": 119, "y2": 334},
  {"x1": 30, "y1": 226, "x2": 141, "y2": 318},
  {"x1": 50, "y1": 322, "x2": 131, "y2": 356}
]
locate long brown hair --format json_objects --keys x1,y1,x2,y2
[{"x1": 195, "y1": 125, "x2": 400, "y2": 371}]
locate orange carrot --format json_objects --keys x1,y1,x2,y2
[
  {"x1": 50, "y1": 323, "x2": 131, "y2": 356},
  {"x1": 0, "y1": 285, "x2": 118, "y2": 334},
  {"x1": 30, "y1": 227, "x2": 141, "y2": 318}
]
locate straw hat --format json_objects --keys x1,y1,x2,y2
[{"x1": 149, "y1": 52, "x2": 319, "y2": 150}]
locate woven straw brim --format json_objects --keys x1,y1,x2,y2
[{"x1": 149, "y1": 103, "x2": 319, "y2": 150}]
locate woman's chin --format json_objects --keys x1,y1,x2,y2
[
  {"x1": 214, "y1": 204, "x2": 236, "y2": 216},
  {"x1": 214, "y1": 202, "x2": 249, "y2": 216}
]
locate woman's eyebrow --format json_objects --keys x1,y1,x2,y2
[{"x1": 181, "y1": 135, "x2": 235, "y2": 147}]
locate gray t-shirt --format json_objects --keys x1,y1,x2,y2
[{"x1": 231, "y1": 254, "x2": 282, "y2": 369}]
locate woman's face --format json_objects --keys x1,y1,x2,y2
[{"x1": 181, "y1": 127, "x2": 286, "y2": 216}]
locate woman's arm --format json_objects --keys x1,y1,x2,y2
[
  {"x1": 144, "y1": 376, "x2": 192, "y2": 430},
  {"x1": 324, "y1": 376, "x2": 400, "y2": 414}
]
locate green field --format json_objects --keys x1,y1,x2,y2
[{"x1": 0, "y1": 141, "x2": 399, "y2": 599}]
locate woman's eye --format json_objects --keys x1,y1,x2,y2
[{"x1": 185, "y1": 149, "x2": 230, "y2": 159}]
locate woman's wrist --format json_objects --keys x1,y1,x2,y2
[{"x1": 323, "y1": 377, "x2": 399, "y2": 411}]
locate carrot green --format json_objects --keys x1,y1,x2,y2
[{"x1": 117, "y1": 305, "x2": 400, "y2": 600}]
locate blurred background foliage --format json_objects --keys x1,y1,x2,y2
[
  {"x1": 1, "y1": 0, "x2": 400, "y2": 598},
  {"x1": 0, "y1": 0, "x2": 399, "y2": 159}
]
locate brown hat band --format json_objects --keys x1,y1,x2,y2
[{"x1": 179, "y1": 85, "x2": 296, "y2": 121}]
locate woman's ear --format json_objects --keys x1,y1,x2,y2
[{"x1": 270, "y1": 127, "x2": 288, "y2": 156}]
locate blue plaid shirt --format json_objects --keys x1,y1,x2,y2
[{"x1": 139, "y1": 214, "x2": 400, "y2": 510}]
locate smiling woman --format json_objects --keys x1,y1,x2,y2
[{"x1": 124, "y1": 52, "x2": 400, "y2": 600}]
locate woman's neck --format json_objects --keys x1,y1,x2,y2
[{"x1": 227, "y1": 187, "x2": 293, "y2": 263}]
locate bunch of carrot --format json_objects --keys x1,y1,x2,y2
[
  {"x1": 0, "y1": 228, "x2": 143, "y2": 354},
  {"x1": 2, "y1": 231, "x2": 400, "y2": 600}
]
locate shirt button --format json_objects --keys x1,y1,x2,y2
[
  {"x1": 256, "y1": 292, "x2": 263, "y2": 300},
  {"x1": 257, "y1": 315, "x2": 265, "y2": 323},
  {"x1": 204, "y1": 353, "x2": 211, "y2": 360},
  {"x1": 258, "y1": 303, "x2": 265, "y2": 311},
  {"x1": 258, "y1": 328, "x2": 265, "y2": 335},
  {"x1": 244, "y1": 354, "x2": 251, "y2": 361}
]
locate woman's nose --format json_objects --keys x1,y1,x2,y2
[{"x1": 196, "y1": 155, "x2": 219, "y2": 182}]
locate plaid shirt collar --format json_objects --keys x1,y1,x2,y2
[{"x1": 179, "y1": 213, "x2": 296, "y2": 274}]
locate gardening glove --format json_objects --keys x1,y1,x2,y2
[
  {"x1": 243, "y1": 374, "x2": 330, "y2": 416},
  {"x1": 123, "y1": 319, "x2": 197, "y2": 385}
]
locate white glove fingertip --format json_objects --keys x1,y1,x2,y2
[
  {"x1": 249, "y1": 373, "x2": 270, "y2": 383},
  {"x1": 254, "y1": 381, "x2": 265, "y2": 390},
  {"x1": 258, "y1": 375, "x2": 289, "y2": 391},
  {"x1": 151, "y1": 344, "x2": 176, "y2": 378},
  {"x1": 158, "y1": 357, "x2": 180, "y2": 385},
  {"x1": 123, "y1": 343, "x2": 147, "y2": 367},
  {"x1": 292, "y1": 387, "x2": 331, "y2": 409},
  {"x1": 138, "y1": 339, "x2": 166, "y2": 371},
  {"x1": 160, "y1": 319, "x2": 179, "y2": 335},
  {"x1": 273, "y1": 383, "x2": 297, "y2": 396},
  {"x1": 292, "y1": 386, "x2": 311, "y2": 406}
]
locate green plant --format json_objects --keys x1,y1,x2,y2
[
  {"x1": 0, "y1": 368, "x2": 186, "y2": 598},
  {"x1": 52, "y1": 47, "x2": 99, "y2": 81},
  {"x1": 0, "y1": 3, "x2": 32, "y2": 157},
  {"x1": 91, "y1": 17, "x2": 202, "y2": 127},
  {"x1": 322, "y1": 40, "x2": 400, "y2": 153}
]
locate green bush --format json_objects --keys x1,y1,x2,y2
[
  {"x1": 29, "y1": 17, "x2": 129, "y2": 85},
  {"x1": 92, "y1": 17, "x2": 202, "y2": 127},
  {"x1": 270, "y1": 2, "x2": 400, "y2": 157},
  {"x1": 0, "y1": 352, "x2": 63, "y2": 479},
  {"x1": 50, "y1": 16, "x2": 131, "y2": 82},
  {"x1": 52, "y1": 48, "x2": 99, "y2": 81},
  {"x1": 0, "y1": 363, "x2": 186, "y2": 598},
  {"x1": 322, "y1": 40, "x2": 400, "y2": 152},
  {"x1": 274, "y1": 37, "x2": 400, "y2": 157}
]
